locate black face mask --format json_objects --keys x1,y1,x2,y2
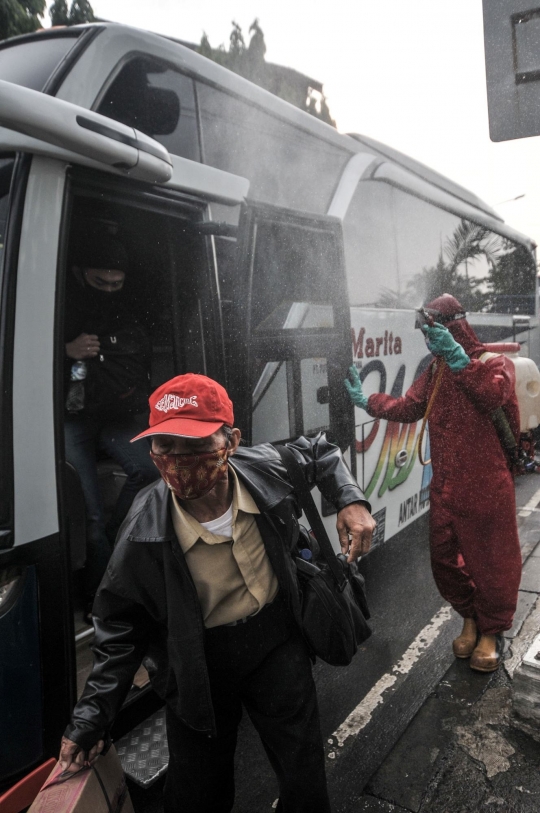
[
  {"x1": 85, "y1": 284, "x2": 123, "y2": 300},
  {"x1": 82, "y1": 282, "x2": 126, "y2": 316}
]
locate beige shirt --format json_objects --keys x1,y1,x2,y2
[{"x1": 171, "y1": 468, "x2": 279, "y2": 628}]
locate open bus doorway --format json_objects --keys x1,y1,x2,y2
[{"x1": 58, "y1": 175, "x2": 224, "y2": 698}]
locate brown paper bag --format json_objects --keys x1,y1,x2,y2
[{"x1": 28, "y1": 745, "x2": 134, "y2": 813}]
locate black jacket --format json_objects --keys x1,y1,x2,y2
[
  {"x1": 64, "y1": 273, "x2": 151, "y2": 418},
  {"x1": 65, "y1": 433, "x2": 368, "y2": 749}
]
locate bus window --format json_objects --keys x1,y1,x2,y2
[
  {"x1": 250, "y1": 222, "x2": 337, "y2": 442},
  {"x1": 231, "y1": 208, "x2": 350, "y2": 448},
  {"x1": 96, "y1": 56, "x2": 200, "y2": 162},
  {"x1": 343, "y1": 181, "x2": 537, "y2": 316},
  {"x1": 0, "y1": 33, "x2": 80, "y2": 90},
  {"x1": 251, "y1": 355, "x2": 331, "y2": 443},
  {"x1": 196, "y1": 82, "x2": 351, "y2": 214},
  {"x1": 301, "y1": 357, "x2": 330, "y2": 433},
  {"x1": 249, "y1": 220, "x2": 338, "y2": 332}
]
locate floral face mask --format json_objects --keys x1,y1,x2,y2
[{"x1": 150, "y1": 447, "x2": 229, "y2": 500}]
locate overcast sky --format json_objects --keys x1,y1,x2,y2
[{"x1": 54, "y1": 0, "x2": 540, "y2": 251}]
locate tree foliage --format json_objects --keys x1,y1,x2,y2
[
  {"x1": 49, "y1": 0, "x2": 68, "y2": 25},
  {"x1": 407, "y1": 221, "x2": 502, "y2": 312},
  {"x1": 50, "y1": 0, "x2": 94, "y2": 27},
  {"x1": 0, "y1": 0, "x2": 46, "y2": 41},
  {"x1": 198, "y1": 20, "x2": 336, "y2": 127},
  {"x1": 485, "y1": 240, "x2": 537, "y2": 313},
  {"x1": 376, "y1": 218, "x2": 537, "y2": 315}
]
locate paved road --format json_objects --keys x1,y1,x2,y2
[{"x1": 357, "y1": 473, "x2": 540, "y2": 812}]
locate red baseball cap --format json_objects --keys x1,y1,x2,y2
[{"x1": 131, "y1": 374, "x2": 234, "y2": 441}]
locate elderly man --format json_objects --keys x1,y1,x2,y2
[
  {"x1": 345, "y1": 293, "x2": 521, "y2": 674},
  {"x1": 60, "y1": 373, "x2": 375, "y2": 813}
]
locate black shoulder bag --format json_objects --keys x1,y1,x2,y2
[{"x1": 274, "y1": 445, "x2": 371, "y2": 666}]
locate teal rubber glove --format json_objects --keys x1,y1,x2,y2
[
  {"x1": 344, "y1": 365, "x2": 369, "y2": 409},
  {"x1": 422, "y1": 323, "x2": 470, "y2": 372}
]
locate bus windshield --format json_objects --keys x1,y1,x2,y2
[{"x1": 0, "y1": 34, "x2": 79, "y2": 91}]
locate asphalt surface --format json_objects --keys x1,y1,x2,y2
[
  {"x1": 127, "y1": 473, "x2": 540, "y2": 813},
  {"x1": 357, "y1": 472, "x2": 540, "y2": 813}
]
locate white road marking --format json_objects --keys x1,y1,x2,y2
[
  {"x1": 518, "y1": 486, "x2": 540, "y2": 517},
  {"x1": 505, "y1": 596, "x2": 540, "y2": 678},
  {"x1": 331, "y1": 605, "x2": 452, "y2": 749}
]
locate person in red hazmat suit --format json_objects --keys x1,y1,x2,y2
[{"x1": 345, "y1": 294, "x2": 522, "y2": 672}]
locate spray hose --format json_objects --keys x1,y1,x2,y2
[
  {"x1": 490, "y1": 406, "x2": 519, "y2": 464},
  {"x1": 418, "y1": 360, "x2": 446, "y2": 467},
  {"x1": 417, "y1": 358, "x2": 518, "y2": 467}
]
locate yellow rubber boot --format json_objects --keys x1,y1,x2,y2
[
  {"x1": 470, "y1": 633, "x2": 504, "y2": 673},
  {"x1": 452, "y1": 617, "x2": 477, "y2": 659}
]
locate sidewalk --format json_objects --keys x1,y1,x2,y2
[{"x1": 356, "y1": 478, "x2": 540, "y2": 813}]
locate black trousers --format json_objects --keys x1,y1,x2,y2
[{"x1": 163, "y1": 594, "x2": 331, "y2": 813}]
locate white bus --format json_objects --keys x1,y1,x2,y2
[{"x1": 0, "y1": 22, "x2": 536, "y2": 803}]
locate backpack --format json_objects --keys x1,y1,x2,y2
[{"x1": 66, "y1": 326, "x2": 152, "y2": 419}]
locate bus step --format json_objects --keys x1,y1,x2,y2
[{"x1": 116, "y1": 708, "x2": 169, "y2": 787}]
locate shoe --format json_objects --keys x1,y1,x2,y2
[
  {"x1": 469, "y1": 633, "x2": 504, "y2": 672},
  {"x1": 452, "y1": 617, "x2": 477, "y2": 658}
]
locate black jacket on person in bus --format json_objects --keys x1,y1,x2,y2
[
  {"x1": 63, "y1": 271, "x2": 152, "y2": 419},
  {"x1": 64, "y1": 433, "x2": 369, "y2": 749}
]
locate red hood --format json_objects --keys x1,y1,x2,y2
[{"x1": 447, "y1": 319, "x2": 485, "y2": 358}]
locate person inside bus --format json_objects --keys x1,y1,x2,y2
[
  {"x1": 59, "y1": 373, "x2": 376, "y2": 813},
  {"x1": 64, "y1": 234, "x2": 159, "y2": 620},
  {"x1": 345, "y1": 293, "x2": 521, "y2": 673}
]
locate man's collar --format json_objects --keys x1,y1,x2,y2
[
  {"x1": 230, "y1": 467, "x2": 260, "y2": 517},
  {"x1": 170, "y1": 467, "x2": 260, "y2": 553},
  {"x1": 170, "y1": 496, "x2": 204, "y2": 552}
]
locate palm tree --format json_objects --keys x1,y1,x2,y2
[
  {"x1": 443, "y1": 221, "x2": 502, "y2": 276},
  {"x1": 405, "y1": 220, "x2": 504, "y2": 312}
]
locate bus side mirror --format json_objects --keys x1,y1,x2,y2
[{"x1": 0, "y1": 79, "x2": 173, "y2": 184}]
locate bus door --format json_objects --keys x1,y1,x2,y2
[
  {"x1": 229, "y1": 202, "x2": 355, "y2": 490},
  {"x1": 59, "y1": 167, "x2": 241, "y2": 735},
  {"x1": 0, "y1": 88, "x2": 250, "y2": 796},
  {"x1": 0, "y1": 152, "x2": 74, "y2": 797}
]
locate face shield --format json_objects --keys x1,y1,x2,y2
[{"x1": 414, "y1": 307, "x2": 466, "y2": 329}]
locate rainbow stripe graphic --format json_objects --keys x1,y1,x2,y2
[{"x1": 363, "y1": 420, "x2": 424, "y2": 501}]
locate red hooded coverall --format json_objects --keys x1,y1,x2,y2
[{"x1": 367, "y1": 320, "x2": 521, "y2": 635}]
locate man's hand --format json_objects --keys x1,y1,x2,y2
[
  {"x1": 59, "y1": 736, "x2": 104, "y2": 773},
  {"x1": 336, "y1": 503, "x2": 376, "y2": 562},
  {"x1": 66, "y1": 333, "x2": 100, "y2": 360}
]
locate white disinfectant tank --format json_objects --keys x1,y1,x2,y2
[{"x1": 482, "y1": 343, "x2": 540, "y2": 433}]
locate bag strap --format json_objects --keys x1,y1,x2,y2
[
  {"x1": 274, "y1": 444, "x2": 347, "y2": 590},
  {"x1": 91, "y1": 764, "x2": 114, "y2": 813},
  {"x1": 418, "y1": 360, "x2": 446, "y2": 466}
]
